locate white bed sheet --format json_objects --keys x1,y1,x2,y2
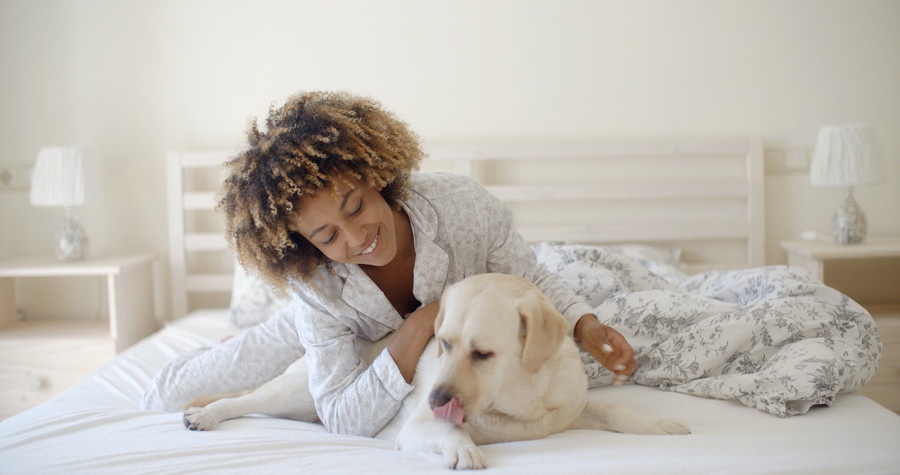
[{"x1": 2, "y1": 310, "x2": 899, "y2": 475}]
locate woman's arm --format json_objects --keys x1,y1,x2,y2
[
  {"x1": 388, "y1": 301, "x2": 440, "y2": 383},
  {"x1": 298, "y1": 305, "x2": 427, "y2": 437}
]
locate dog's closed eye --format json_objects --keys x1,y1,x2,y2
[
  {"x1": 441, "y1": 339, "x2": 453, "y2": 352},
  {"x1": 471, "y1": 350, "x2": 494, "y2": 361}
]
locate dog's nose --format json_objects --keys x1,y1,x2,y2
[{"x1": 429, "y1": 387, "x2": 453, "y2": 410}]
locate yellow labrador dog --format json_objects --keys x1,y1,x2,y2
[
  {"x1": 183, "y1": 273, "x2": 689, "y2": 470},
  {"x1": 394, "y1": 273, "x2": 689, "y2": 468}
]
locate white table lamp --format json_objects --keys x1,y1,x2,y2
[
  {"x1": 809, "y1": 124, "x2": 886, "y2": 245},
  {"x1": 30, "y1": 147, "x2": 93, "y2": 261}
]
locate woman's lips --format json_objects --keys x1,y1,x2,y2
[{"x1": 357, "y1": 230, "x2": 379, "y2": 256}]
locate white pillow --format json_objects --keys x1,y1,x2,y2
[{"x1": 229, "y1": 263, "x2": 291, "y2": 328}]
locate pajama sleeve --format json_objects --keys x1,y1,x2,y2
[{"x1": 295, "y1": 300, "x2": 414, "y2": 437}]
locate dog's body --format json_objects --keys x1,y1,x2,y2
[{"x1": 183, "y1": 273, "x2": 689, "y2": 469}]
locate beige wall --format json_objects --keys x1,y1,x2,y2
[{"x1": 1, "y1": 0, "x2": 898, "y2": 320}]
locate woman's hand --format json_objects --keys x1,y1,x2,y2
[
  {"x1": 388, "y1": 301, "x2": 440, "y2": 383},
  {"x1": 574, "y1": 314, "x2": 636, "y2": 383}
]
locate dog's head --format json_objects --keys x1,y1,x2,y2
[{"x1": 429, "y1": 273, "x2": 569, "y2": 424}]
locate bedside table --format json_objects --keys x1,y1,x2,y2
[
  {"x1": 780, "y1": 237, "x2": 900, "y2": 285},
  {"x1": 0, "y1": 255, "x2": 157, "y2": 418},
  {"x1": 781, "y1": 237, "x2": 900, "y2": 414}
]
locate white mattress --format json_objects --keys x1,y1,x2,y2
[{"x1": 2, "y1": 310, "x2": 899, "y2": 474}]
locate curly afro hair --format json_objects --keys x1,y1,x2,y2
[{"x1": 218, "y1": 91, "x2": 424, "y2": 291}]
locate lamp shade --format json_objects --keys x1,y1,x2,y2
[
  {"x1": 810, "y1": 124, "x2": 886, "y2": 187},
  {"x1": 30, "y1": 147, "x2": 90, "y2": 207}
]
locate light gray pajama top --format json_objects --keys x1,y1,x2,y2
[{"x1": 140, "y1": 173, "x2": 595, "y2": 437}]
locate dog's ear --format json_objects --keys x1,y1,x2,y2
[{"x1": 519, "y1": 290, "x2": 569, "y2": 373}]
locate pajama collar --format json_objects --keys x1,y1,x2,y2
[{"x1": 333, "y1": 187, "x2": 450, "y2": 329}]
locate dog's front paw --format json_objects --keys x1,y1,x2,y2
[
  {"x1": 444, "y1": 443, "x2": 485, "y2": 470},
  {"x1": 655, "y1": 418, "x2": 691, "y2": 435},
  {"x1": 183, "y1": 407, "x2": 219, "y2": 431}
]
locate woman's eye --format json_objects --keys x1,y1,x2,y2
[
  {"x1": 349, "y1": 200, "x2": 363, "y2": 217},
  {"x1": 321, "y1": 231, "x2": 337, "y2": 245},
  {"x1": 471, "y1": 350, "x2": 494, "y2": 361}
]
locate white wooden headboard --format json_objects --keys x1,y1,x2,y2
[{"x1": 166, "y1": 139, "x2": 764, "y2": 319}]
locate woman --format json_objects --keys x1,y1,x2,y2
[{"x1": 141, "y1": 91, "x2": 635, "y2": 437}]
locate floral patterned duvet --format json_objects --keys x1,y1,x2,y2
[{"x1": 533, "y1": 242, "x2": 883, "y2": 417}]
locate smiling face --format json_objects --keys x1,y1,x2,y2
[{"x1": 292, "y1": 177, "x2": 400, "y2": 268}]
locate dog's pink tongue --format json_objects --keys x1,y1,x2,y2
[{"x1": 433, "y1": 397, "x2": 465, "y2": 426}]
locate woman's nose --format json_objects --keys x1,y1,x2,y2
[{"x1": 346, "y1": 224, "x2": 367, "y2": 247}]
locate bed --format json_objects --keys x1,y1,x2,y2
[{"x1": 2, "y1": 140, "x2": 899, "y2": 474}]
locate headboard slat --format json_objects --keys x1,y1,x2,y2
[
  {"x1": 486, "y1": 179, "x2": 748, "y2": 202},
  {"x1": 517, "y1": 221, "x2": 749, "y2": 243},
  {"x1": 185, "y1": 274, "x2": 233, "y2": 293},
  {"x1": 184, "y1": 233, "x2": 228, "y2": 251},
  {"x1": 183, "y1": 192, "x2": 217, "y2": 210}
]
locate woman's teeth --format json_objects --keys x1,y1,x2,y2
[{"x1": 359, "y1": 233, "x2": 378, "y2": 256}]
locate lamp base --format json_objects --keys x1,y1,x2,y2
[
  {"x1": 832, "y1": 187, "x2": 867, "y2": 245},
  {"x1": 56, "y1": 207, "x2": 89, "y2": 261}
]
